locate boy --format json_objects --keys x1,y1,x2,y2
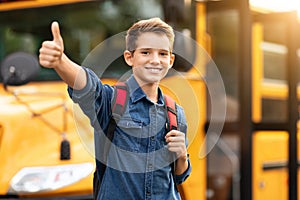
[{"x1": 39, "y1": 17, "x2": 191, "y2": 199}]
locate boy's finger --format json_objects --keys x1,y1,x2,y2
[
  {"x1": 165, "y1": 130, "x2": 182, "y2": 138},
  {"x1": 51, "y1": 21, "x2": 63, "y2": 47}
]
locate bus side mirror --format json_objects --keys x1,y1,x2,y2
[{"x1": 0, "y1": 52, "x2": 40, "y2": 88}]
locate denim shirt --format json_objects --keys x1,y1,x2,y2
[{"x1": 68, "y1": 67, "x2": 191, "y2": 200}]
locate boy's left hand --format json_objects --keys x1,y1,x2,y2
[{"x1": 165, "y1": 130, "x2": 187, "y2": 159}]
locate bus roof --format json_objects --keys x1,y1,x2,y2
[{"x1": 0, "y1": 0, "x2": 93, "y2": 11}]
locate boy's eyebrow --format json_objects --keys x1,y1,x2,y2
[{"x1": 135, "y1": 47, "x2": 171, "y2": 52}]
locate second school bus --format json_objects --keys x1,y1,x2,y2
[{"x1": 1, "y1": 0, "x2": 300, "y2": 200}]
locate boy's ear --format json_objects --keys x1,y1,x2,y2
[
  {"x1": 169, "y1": 53, "x2": 175, "y2": 68},
  {"x1": 123, "y1": 50, "x2": 133, "y2": 66}
]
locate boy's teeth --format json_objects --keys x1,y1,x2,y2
[{"x1": 149, "y1": 68, "x2": 160, "y2": 72}]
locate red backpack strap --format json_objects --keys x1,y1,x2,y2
[
  {"x1": 164, "y1": 94, "x2": 180, "y2": 190},
  {"x1": 94, "y1": 81, "x2": 129, "y2": 198},
  {"x1": 111, "y1": 82, "x2": 129, "y2": 119},
  {"x1": 164, "y1": 94, "x2": 178, "y2": 131}
]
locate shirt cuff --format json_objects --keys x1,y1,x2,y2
[{"x1": 175, "y1": 158, "x2": 192, "y2": 184}]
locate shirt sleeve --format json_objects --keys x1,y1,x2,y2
[{"x1": 67, "y1": 67, "x2": 114, "y2": 130}]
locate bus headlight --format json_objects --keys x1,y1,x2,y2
[{"x1": 9, "y1": 162, "x2": 94, "y2": 193}]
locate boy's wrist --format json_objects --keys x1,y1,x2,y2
[
  {"x1": 175, "y1": 153, "x2": 189, "y2": 175},
  {"x1": 178, "y1": 153, "x2": 188, "y2": 161}
]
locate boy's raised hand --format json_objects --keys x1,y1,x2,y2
[{"x1": 39, "y1": 21, "x2": 64, "y2": 69}]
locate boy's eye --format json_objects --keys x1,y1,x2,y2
[
  {"x1": 160, "y1": 52, "x2": 169, "y2": 56},
  {"x1": 141, "y1": 51, "x2": 150, "y2": 55}
]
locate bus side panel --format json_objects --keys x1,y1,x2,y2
[
  {"x1": 0, "y1": 82, "x2": 94, "y2": 197},
  {"x1": 252, "y1": 131, "x2": 289, "y2": 200}
]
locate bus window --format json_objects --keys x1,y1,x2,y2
[
  {"x1": 207, "y1": 9, "x2": 240, "y2": 122},
  {"x1": 0, "y1": 0, "x2": 195, "y2": 83},
  {"x1": 259, "y1": 20, "x2": 290, "y2": 123},
  {"x1": 262, "y1": 42, "x2": 287, "y2": 81}
]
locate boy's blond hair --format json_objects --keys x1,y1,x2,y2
[{"x1": 126, "y1": 17, "x2": 175, "y2": 52}]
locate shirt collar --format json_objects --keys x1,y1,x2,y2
[{"x1": 126, "y1": 75, "x2": 164, "y2": 105}]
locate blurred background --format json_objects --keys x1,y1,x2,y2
[{"x1": 1, "y1": 0, "x2": 300, "y2": 199}]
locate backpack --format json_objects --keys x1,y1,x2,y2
[{"x1": 93, "y1": 82, "x2": 179, "y2": 199}]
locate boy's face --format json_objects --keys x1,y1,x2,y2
[{"x1": 124, "y1": 32, "x2": 175, "y2": 86}]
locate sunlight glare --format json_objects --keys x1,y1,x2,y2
[{"x1": 250, "y1": 0, "x2": 300, "y2": 18}]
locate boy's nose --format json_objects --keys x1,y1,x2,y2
[{"x1": 150, "y1": 53, "x2": 160, "y2": 64}]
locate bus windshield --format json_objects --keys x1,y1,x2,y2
[{"x1": 0, "y1": 0, "x2": 194, "y2": 82}]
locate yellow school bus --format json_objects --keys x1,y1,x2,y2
[
  {"x1": 0, "y1": 0, "x2": 208, "y2": 199},
  {"x1": 5, "y1": 1, "x2": 300, "y2": 200}
]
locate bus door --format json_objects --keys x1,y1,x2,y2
[
  {"x1": 252, "y1": 11, "x2": 300, "y2": 200},
  {"x1": 205, "y1": 0, "x2": 252, "y2": 200}
]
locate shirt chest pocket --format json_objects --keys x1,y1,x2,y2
[{"x1": 114, "y1": 117, "x2": 143, "y2": 152}]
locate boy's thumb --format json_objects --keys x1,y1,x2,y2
[{"x1": 51, "y1": 21, "x2": 63, "y2": 47}]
